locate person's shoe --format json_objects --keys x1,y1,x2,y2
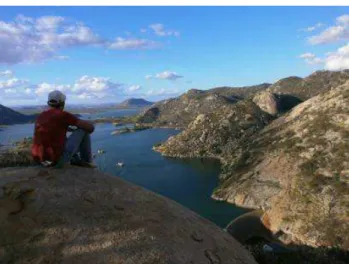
[
  {"x1": 71, "y1": 160, "x2": 97, "y2": 168},
  {"x1": 41, "y1": 160, "x2": 53, "y2": 167}
]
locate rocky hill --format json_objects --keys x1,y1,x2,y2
[
  {"x1": 116, "y1": 98, "x2": 153, "y2": 109},
  {"x1": 213, "y1": 80, "x2": 349, "y2": 249},
  {"x1": 138, "y1": 71, "x2": 349, "y2": 129},
  {"x1": 138, "y1": 84, "x2": 271, "y2": 128},
  {"x1": 0, "y1": 166, "x2": 256, "y2": 264},
  {"x1": 207, "y1": 83, "x2": 271, "y2": 100},
  {"x1": 155, "y1": 79, "x2": 349, "y2": 250},
  {"x1": 154, "y1": 99, "x2": 273, "y2": 159},
  {"x1": 268, "y1": 70, "x2": 349, "y2": 101},
  {"x1": 0, "y1": 104, "x2": 36, "y2": 125}
]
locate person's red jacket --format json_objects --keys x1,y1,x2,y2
[{"x1": 32, "y1": 108, "x2": 78, "y2": 163}]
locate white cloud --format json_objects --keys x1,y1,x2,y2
[
  {"x1": 77, "y1": 92, "x2": 94, "y2": 99},
  {"x1": 145, "y1": 75, "x2": 153, "y2": 80},
  {"x1": 0, "y1": 78, "x2": 28, "y2": 89},
  {"x1": 149, "y1": 24, "x2": 180, "y2": 37},
  {"x1": 127, "y1": 85, "x2": 141, "y2": 92},
  {"x1": 146, "y1": 88, "x2": 180, "y2": 96},
  {"x1": 337, "y1": 14, "x2": 349, "y2": 26},
  {"x1": 0, "y1": 15, "x2": 102, "y2": 64},
  {"x1": 32, "y1": 76, "x2": 123, "y2": 100},
  {"x1": 324, "y1": 43, "x2": 349, "y2": 70},
  {"x1": 309, "y1": 14, "x2": 349, "y2": 45},
  {"x1": 0, "y1": 70, "x2": 34, "y2": 100},
  {"x1": 0, "y1": 73, "x2": 130, "y2": 102},
  {"x1": 1, "y1": 72, "x2": 182, "y2": 103},
  {"x1": 72, "y1": 75, "x2": 122, "y2": 94},
  {"x1": 0, "y1": 82, "x2": 36, "y2": 100},
  {"x1": 35, "y1": 82, "x2": 72, "y2": 95},
  {"x1": 0, "y1": 69, "x2": 13, "y2": 77},
  {"x1": 299, "y1": 52, "x2": 323, "y2": 65},
  {"x1": 145, "y1": 71, "x2": 183, "y2": 81},
  {"x1": 299, "y1": 43, "x2": 349, "y2": 70},
  {"x1": 24, "y1": 88, "x2": 32, "y2": 94},
  {"x1": 108, "y1": 37, "x2": 159, "y2": 50},
  {"x1": 154, "y1": 71, "x2": 183, "y2": 80},
  {"x1": 54, "y1": 55, "x2": 70, "y2": 60},
  {"x1": 299, "y1": 53, "x2": 316, "y2": 59},
  {"x1": 22, "y1": 75, "x2": 124, "y2": 100},
  {"x1": 15, "y1": 14, "x2": 34, "y2": 24},
  {"x1": 0, "y1": 15, "x2": 171, "y2": 64},
  {"x1": 35, "y1": 16, "x2": 65, "y2": 31},
  {"x1": 300, "y1": 22, "x2": 323, "y2": 32},
  {"x1": 4, "y1": 88, "x2": 17, "y2": 94}
]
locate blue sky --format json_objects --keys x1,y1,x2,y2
[{"x1": 0, "y1": 6, "x2": 349, "y2": 106}]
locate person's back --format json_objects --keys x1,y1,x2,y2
[
  {"x1": 32, "y1": 107, "x2": 79, "y2": 164},
  {"x1": 32, "y1": 90, "x2": 95, "y2": 167}
]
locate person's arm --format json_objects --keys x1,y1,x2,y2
[
  {"x1": 63, "y1": 111, "x2": 95, "y2": 134},
  {"x1": 76, "y1": 119, "x2": 95, "y2": 133}
]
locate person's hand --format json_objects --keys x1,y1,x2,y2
[
  {"x1": 76, "y1": 120, "x2": 95, "y2": 133},
  {"x1": 67, "y1": 126, "x2": 78, "y2": 132}
]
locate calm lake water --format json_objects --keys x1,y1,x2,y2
[{"x1": 0, "y1": 109, "x2": 247, "y2": 227}]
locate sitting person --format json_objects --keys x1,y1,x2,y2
[{"x1": 32, "y1": 90, "x2": 95, "y2": 168}]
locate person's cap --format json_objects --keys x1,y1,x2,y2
[{"x1": 48, "y1": 90, "x2": 66, "y2": 106}]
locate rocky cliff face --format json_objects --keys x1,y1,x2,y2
[
  {"x1": 213, "y1": 81, "x2": 349, "y2": 249},
  {"x1": 0, "y1": 166, "x2": 257, "y2": 264},
  {"x1": 138, "y1": 84, "x2": 270, "y2": 128},
  {"x1": 155, "y1": 76, "x2": 349, "y2": 249}
]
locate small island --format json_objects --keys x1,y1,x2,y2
[{"x1": 111, "y1": 124, "x2": 152, "y2": 135}]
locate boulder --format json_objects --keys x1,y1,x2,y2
[
  {"x1": 0, "y1": 166, "x2": 257, "y2": 264},
  {"x1": 252, "y1": 91, "x2": 278, "y2": 115}
]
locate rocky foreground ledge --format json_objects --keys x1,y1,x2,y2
[{"x1": 0, "y1": 166, "x2": 256, "y2": 264}]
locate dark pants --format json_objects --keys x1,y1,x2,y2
[{"x1": 63, "y1": 129, "x2": 92, "y2": 163}]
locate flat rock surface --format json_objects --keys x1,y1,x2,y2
[{"x1": 0, "y1": 166, "x2": 256, "y2": 264}]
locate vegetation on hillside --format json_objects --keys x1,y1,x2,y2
[{"x1": 0, "y1": 137, "x2": 34, "y2": 168}]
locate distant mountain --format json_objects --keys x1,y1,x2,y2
[
  {"x1": 0, "y1": 104, "x2": 36, "y2": 125},
  {"x1": 116, "y1": 98, "x2": 153, "y2": 108}
]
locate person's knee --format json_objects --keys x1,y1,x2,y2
[
  {"x1": 74, "y1": 128, "x2": 88, "y2": 135},
  {"x1": 76, "y1": 129, "x2": 91, "y2": 140}
]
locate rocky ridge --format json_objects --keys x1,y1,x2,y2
[
  {"x1": 138, "y1": 84, "x2": 271, "y2": 128},
  {"x1": 268, "y1": 70, "x2": 349, "y2": 101},
  {"x1": 138, "y1": 70, "x2": 349, "y2": 129}
]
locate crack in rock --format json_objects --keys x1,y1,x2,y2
[
  {"x1": 191, "y1": 231, "x2": 204, "y2": 242},
  {"x1": 204, "y1": 249, "x2": 221, "y2": 264}
]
